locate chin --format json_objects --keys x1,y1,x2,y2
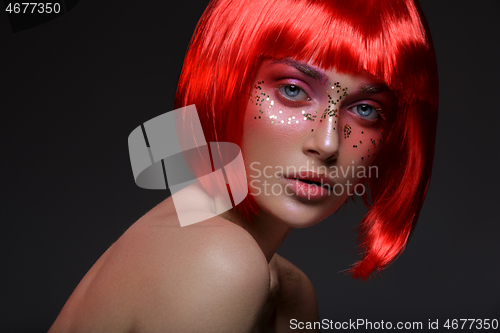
[{"x1": 261, "y1": 198, "x2": 336, "y2": 229}]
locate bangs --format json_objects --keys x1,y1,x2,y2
[
  {"x1": 247, "y1": 0, "x2": 434, "y2": 105},
  {"x1": 183, "y1": 0, "x2": 436, "y2": 114}
]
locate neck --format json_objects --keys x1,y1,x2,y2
[{"x1": 179, "y1": 181, "x2": 292, "y2": 262}]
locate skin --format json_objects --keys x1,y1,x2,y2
[{"x1": 49, "y1": 59, "x2": 395, "y2": 332}]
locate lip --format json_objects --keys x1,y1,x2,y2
[{"x1": 283, "y1": 170, "x2": 335, "y2": 200}]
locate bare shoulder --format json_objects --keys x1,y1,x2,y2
[
  {"x1": 273, "y1": 254, "x2": 319, "y2": 328},
  {"x1": 146, "y1": 215, "x2": 271, "y2": 332},
  {"x1": 50, "y1": 198, "x2": 270, "y2": 333}
]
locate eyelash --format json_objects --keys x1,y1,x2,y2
[
  {"x1": 276, "y1": 84, "x2": 311, "y2": 104},
  {"x1": 274, "y1": 83, "x2": 384, "y2": 122},
  {"x1": 347, "y1": 103, "x2": 382, "y2": 121}
]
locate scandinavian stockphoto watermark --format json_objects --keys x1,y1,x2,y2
[
  {"x1": 129, "y1": 105, "x2": 378, "y2": 225},
  {"x1": 249, "y1": 161, "x2": 378, "y2": 199}
]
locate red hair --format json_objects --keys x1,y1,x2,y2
[{"x1": 175, "y1": 0, "x2": 438, "y2": 279}]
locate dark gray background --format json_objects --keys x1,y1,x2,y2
[{"x1": 1, "y1": 1, "x2": 499, "y2": 332}]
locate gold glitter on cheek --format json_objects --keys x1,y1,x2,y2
[
  {"x1": 251, "y1": 80, "x2": 278, "y2": 123},
  {"x1": 304, "y1": 113, "x2": 314, "y2": 121},
  {"x1": 343, "y1": 124, "x2": 352, "y2": 139},
  {"x1": 250, "y1": 80, "x2": 316, "y2": 127},
  {"x1": 251, "y1": 81, "x2": 270, "y2": 116}
]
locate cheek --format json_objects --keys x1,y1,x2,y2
[
  {"x1": 339, "y1": 121, "x2": 384, "y2": 165},
  {"x1": 245, "y1": 82, "x2": 313, "y2": 138},
  {"x1": 243, "y1": 84, "x2": 288, "y2": 170}
]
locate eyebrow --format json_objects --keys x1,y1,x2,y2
[
  {"x1": 357, "y1": 83, "x2": 390, "y2": 94},
  {"x1": 272, "y1": 59, "x2": 329, "y2": 83},
  {"x1": 272, "y1": 59, "x2": 391, "y2": 93}
]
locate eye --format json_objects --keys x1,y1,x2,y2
[
  {"x1": 284, "y1": 85, "x2": 300, "y2": 97},
  {"x1": 277, "y1": 84, "x2": 310, "y2": 102},
  {"x1": 349, "y1": 103, "x2": 381, "y2": 120}
]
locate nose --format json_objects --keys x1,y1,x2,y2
[{"x1": 303, "y1": 116, "x2": 340, "y2": 162}]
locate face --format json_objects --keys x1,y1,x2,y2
[{"x1": 242, "y1": 59, "x2": 396, "y2": 228}]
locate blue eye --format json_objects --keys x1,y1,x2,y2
[
  {"x1": 278, "y1": 84, "x2": 310, "y2": 102},
  {"x1": 350, "y1": 104, "x2": 380, "y2": 120},
  {"x1": 284, "y1": 85, "x2": 300, "y2": 97}
]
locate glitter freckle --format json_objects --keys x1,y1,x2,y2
[{"x1": 343, "y1": 124, "x2": 352, "y2": 139}]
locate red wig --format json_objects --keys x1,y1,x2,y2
[{"x1": 175, "y1": 0, "x2": 438, "y2": 279}]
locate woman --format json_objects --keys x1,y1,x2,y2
[{"x1": 49, "y1": 0, "x2": 438, "y2": 331}]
